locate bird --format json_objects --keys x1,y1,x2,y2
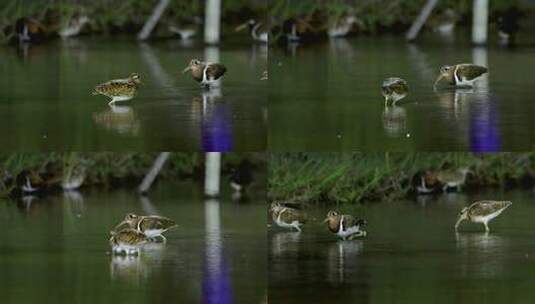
[
  {"x1": 109, "y1": 228, "x2": 149, "y2": 256},
  {"x1": 436, "y1": 168, "x2": 471, "y2": 192},
  {"x1": 434, "y1": 64, "x2": 488, "y2": 87},
  {"x1": 59, "y1": 15, "x2": 90, "y2": 38},
  {"x1": 415, "y1": 170, "x2": 440, "y2": 194},
  {"x1": 324, "y1": 210, "x2": 367, "y2": 240},
  {"x1": 270, "y1": 202, "x2": 307, "y2": 232},
  {"x1": 229, "y1": 159, "x2": 253, "y2": 194},
  {"x1": 116, "y1": 213, "x2": 177, "y2": 242},
  {"x1": 235, "y1": 19, "x2": 268, "y2": 43},
  {"x1": 497, "y1": 7, "x2": 520, "y2": 47},
  {"x1": 168, "y1": 17, "x2": 202, "y2": 40},
  {"x1": 455, "y1": 201, "x2": 512, "y2": 232},
  {"x1": 183, "y1": 59, "x2": 227, "y2": 88},
  {"x1": 381, "y1": 77, "x2": 409, "y2": 106},
  {"x1": 327, "y1": 15, "x2": 360, "y2": 38},
  {"x1": 92, "y1": 73, "x2": 141, "y2": 105}
]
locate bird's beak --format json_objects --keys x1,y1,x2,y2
[
  {"x1": 433, "y1": 74, "x2": 444, "y2": 87},
  {"x1": 322, "y1": 217, "x2": 329, "y2": 223},
  {"x1": 183, "y1": 66, "x2": 192, "y2": 74},
  {"x1": 235, "y1": 23, "x2": 248, "y2": 32}
]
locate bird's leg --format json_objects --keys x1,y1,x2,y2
[
  {"x1": 108, "y1": 97, "x2": 117, "y2": 106},
  {"x1": 384, "y1": 97, "x2": 389, "y2": 107},
  {"x1": 158, "y1": 235, "x2": 167, "y2": 243},
  {"x1": 484, "y1": 222, "x2": 490, "y2": 232},
  {"x1": 294, "y1": 224, "x2": 302, "y2": 232},
  {"x1": 457, "y1": 185, "x2": 461, "y2": 192}
]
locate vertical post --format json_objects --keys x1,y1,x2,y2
[
  {"x1": 472, "y1": 0, "x2": 489, "y2": 45},
  {"x1": 204, "y1": 152, "x2": 221, "y2": 197},
  {"x1": 204, "y1": 0, "x2": 221, "y2": 44},
  {"x1": 137, "y1": 0, "x2": 170, "y2": 40}
]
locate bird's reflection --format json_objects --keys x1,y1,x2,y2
[
  {"x1": 328, "y1": 38, "x2": 356, "y2": 60},
  {"x1": 382, "y1": 106, "x2": 406, "y2": 137},
  {"x1": 19, "y1": 194, "x2": 39, "y2": 214},
  {"x1": 270, "y1": 231, "x2": 301, "y2": 258},
  {"x1": 63, "y1": 190, "x2": 85, "y2": 219},
  {"x1": 202, "y1": 198, "x2": 233, "y2": 304},
  {"x1": 93, "y1": 105, "x2": 140, "y2": 136},
  {"x1": 327, "y1": 240, "x2": 363, "y2": 285},
  {"x1": 199, "y1": 89, "x2": 233, "y2": 152},
  {"x1": 110, "y1": 255, "x2": 147, "y2": 285},
  {"x1": 456, "y1": 232, "x2": 506, "y2": 278}
]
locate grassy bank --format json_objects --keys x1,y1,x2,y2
[
  {"x1": 0, "y1": 0, "x2": 265, "y2": 44},
  {"x1": 0, "y1": 152, "x2": 265, "y2": 197},
  {"x1": 269, "y1": 0, "x2": 531, "y2": 38},
  {"x1": 269, "y1": 153, "x2": 535, "y2": 204}
]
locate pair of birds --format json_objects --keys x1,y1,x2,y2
[
  {"x1": 109, "y1": 213, "x2": 177, "y2": 255},
  {"x1": 92, "y1": 59, "x2": 227, "y2": 105},
  {"x1": 270, "y1": 202, "x2": 368, "y2": 240},
  {"x1": 381, "y1": 63, "x2": 488, "y2": 106}
]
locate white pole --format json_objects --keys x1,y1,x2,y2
[
  {"x1": 204, "y1": 152, "x2": 221, "y2": 197},
  {"x1": 138, "y1": 152, "x2": 171, "y2": 194},
  {"x1": 472, "y1": 0, "x2": 489, "y2": 45},
  {"x1": 472, "y1": 47, "x2": 488, "y2": 89},
  {"x1": 405, "y1": 0, "x2": 439, "y2": 41},
  {"x1": 204, "y1": 0, "x2": 221, "y2": 44}
]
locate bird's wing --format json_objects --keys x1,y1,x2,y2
[
  {"x1": 457, "y1": 64, "x2": 488, "y2": 81},
  {"x1": 206, "y1": 64, "x2": 227, "y2": 80},
  {"x1": 280, "y1": 208, "x2": 306, "y2": 223},
  {"x1": 470, "y1": 201, "x2": 510, "y2": 216}
]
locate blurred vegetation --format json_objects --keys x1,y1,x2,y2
[
  {"x1": 0, "y1": 0, "x2": 265, "y2": 44},
  {"x1": 269, "y1": 153, "x2": 535, "y2": 204},
  {"x1": 0, "y1": 152, "x2": 265, "y2": 197},
  {"x1": 269, "y1": 0, "x2": 530, "y2": 35}
]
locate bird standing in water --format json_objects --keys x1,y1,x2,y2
[
  {"x1": 434, "y1": 64, "x2": 488, "y2": 87},
  {"x1": 115, "y1": 213, "x2": 177, "y2": 242},
  {"x1": 235, "y1": 19, "x2": 268, "y2": 43},
  {"x1": 183, "y1": 59, "x2": 227, "y2": 88},
  {"x1": 324, "y1": 210, "x2": 367, "y2": 240},
  {"x1": 92, "y1": 73, "x2": 141, "y2": 105},
  {"x1": 381, "y1": 77, "x2": 409, "y2": 106},
  {"x1": 455, "y1": 201, "x2": 512, "y2": 232},
  {"x1": 270, "y1": 202, "x2": 307, "y2": 232},
  {"x1": 109, "y1": 228, "x2": 149, "y2": 256}
]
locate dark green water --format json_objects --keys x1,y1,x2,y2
[
  {"x1": 0, "y1": 181, "x2": 266, "y2": 304},
  {"x1": 0, "y1": 38, "x2": 266, "y2": 151},
  {"x1": 269, "y1": 32, "x2": 535, "y2": 151},
  {"x1": 269, "y1": 190, "x2": 535, "y2": 304}
]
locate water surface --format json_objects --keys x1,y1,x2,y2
[
  {"x1": 0, "y1": 37, "x2": 267, "y2": 151},
  {"x1": 269, "y1": 190, "x2": 535, "y2": 303},
  {"x1": 269, "y1": 31, "x2": 535, "y2": 151},
  {"x1": 0, "y1": 180, "x2": 266, "y2": 304}
]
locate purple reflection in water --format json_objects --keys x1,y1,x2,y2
[
  {"x1": 202, "y1": 245, "x2": 233, "y2": 304},
  {"x1": 202, "y1": 101, "x2": 233, "y2": 152},
  {"x1": 470, "y1": 94, "x2": 500, "y2": 152}
]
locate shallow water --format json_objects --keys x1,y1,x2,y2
[
  {"x1": 269, "y1": 31, "x2": 535, "y2": 151},
  {"x1": 0, "y1": 37, "x2": 267, "y2": 151},
  {"x1": 0, "y1": 180, "x2": 266, "y2": 304},
  {"x1": 269, "y1": 190, "x2": 535, "y2": 304}
]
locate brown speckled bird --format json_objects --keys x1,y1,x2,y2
[
  {"x1": 270, "y1": 202, "x2": 307, "y2": 232},
  {"x1": 434, "y1": 64, "x2": 488, "y2": 87},
  {"x1": 109, "y1": 228, "x2": 149, "y2": 256},
  {"x1": 183, "y1": 59, "x2": 226, "y2": 87},
  {"x1": 381, "y1": 77, "x2": 408, "y2": 106},
  {"x1": 116, "y1": 213, "x2": 177, "y2": 242},
  {"x1": 455, "y1": 201, "x2": 512, "y2": 232},
  {"x1": 324, "y1": 210, "x2": 367, "y2": 240},
  {"x1": 92, "y1": 73, "x2": 141, "y2": 105}
]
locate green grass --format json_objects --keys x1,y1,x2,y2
[{"x1": 269, "y1": 153, "x2": 535, "y2": 204}]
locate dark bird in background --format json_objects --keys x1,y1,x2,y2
[
  {"x1": 229, "y1": 159, "x2": 254, "y2": 198},
  {"x1": 497, "y1": 7, "x2": 520, "y2": 47}
]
